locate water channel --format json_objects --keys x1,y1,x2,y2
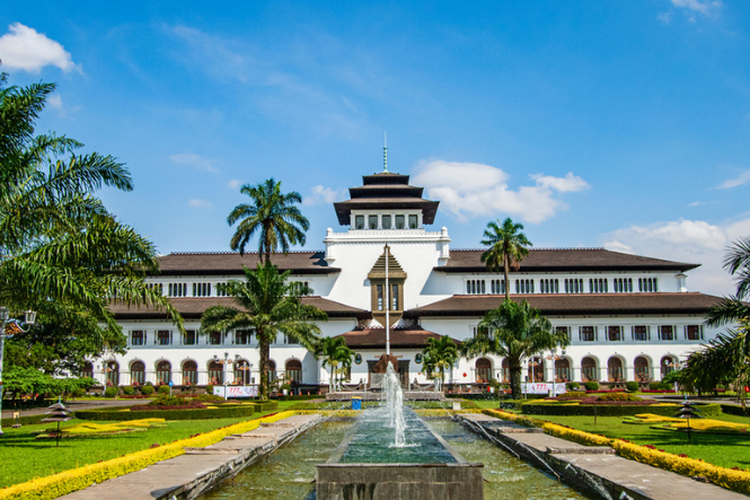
[{"x1": 200, "y1": 416, "x2": 593, "y2": 500}]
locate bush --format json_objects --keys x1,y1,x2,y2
[
  {"x1": 190, "y1": 394, "x2": 225, "y2": 403},
  {"x1": 584, "y1": 381, "x2": 599, "y2": 391},
  {"x1": 206, "y1": 385, "x2": 214, "y2": 395},
  {"x1": 71, "y1": 388, "x2": 86, "y2": 398},
  {"x1": 625, "y1": 381, "x2": 639, "y2": 392},
  {"x1": 140, "y1": 385, "x2": 155, "y2": 396},
  {"x1": 597, "y1": 392, "x2": 642, "y2": 402},
  {"x1": 558, "y1": 391, "x2": 586, "y2": 398},
  {"x1": 103, "y1": 387, "x2": 118, "y2": 398},
  {"x1": 521, "y1": 402, "x2": 721, "y2": 417},
  {"x1": 122, "y1": 386, "x2": 136, "y2": 396},
  {"x1": 76, "y1": 404, "x2": 257, "y2": 421},
  {"x1": 567, "y1": 382, "x2": 580, "y2": 390},
  {"x1": 157, "y1": 385, "x2": 170, "y2": 395}
]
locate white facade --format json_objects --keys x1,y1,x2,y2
[{"x1": 101, "y1": 171, "x2": 725, "y2": 391}]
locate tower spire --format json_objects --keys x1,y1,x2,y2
[{"x1": 383, "y1": 132, "x2": 389, "y2": 173}]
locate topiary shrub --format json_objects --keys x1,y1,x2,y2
[
  {"x1": 206, "y1": 385, "x2": 215, "y2": 396},
  {"x1": 122, "y1": 386, "x2": 136, "y2": 396},
  {"x1": 140, "y1": 385, "x2": 155, "y2": 396},
  {"x1": 558, "y1": 391, "x2": 586, "y2": 398},
  {"x1": 597, "y1": 392, "x2": 642, "y2": 402},
  {"x1": 72, "y1": 388, "x2": 86, "y2": 398},
  {"x1": 567, "y1": 382, "x2": 580, "y2": 390},
  {"x1": 584, "y1": 381, "x2": 599, "y2": 391},
  {"x1": 626, "y1": 381, "x2": 639, "y2": 392},
  {"x1": 157, "y1": 385, "x2": 170, "y2": 395},
  {"x1": 104, "y1": 386, "x2": 118, "y2": 398}
]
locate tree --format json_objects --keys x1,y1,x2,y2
[
  {"x1": 200, "y1": 263, "x2": 326, "y2": 399},
  {"x1": 481, "y1": 218, "x2": 532, "y2": 300},
  {"x1": 227, "y1": 178, "x2": 309, "y2": 263},
  {"x1": 707, "y1": 236, "x2": 750, "y2": 327},
  {"x1": 0, "y1": 74, "x2": 181, "y2": 342},
  {"x1": 460, "y1": 299, "x2": 568, "y2": 400},
  {"x1": 422, "y1": 335, "x2": 458, "y2": 387},
  {"x1": 315, "y1": 336, "x2": 354, "y2": 392}
]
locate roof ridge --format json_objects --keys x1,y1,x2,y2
[
  {"x1": 167, "y1": 250, "x2": 324, "y2": 256},
  {"x1": 452, "y1": 247, "x2": 606, "y2": 252}
]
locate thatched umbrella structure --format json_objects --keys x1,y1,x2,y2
[{"x1": 42, "y1": 402, "x2": 74, "y2": 447}]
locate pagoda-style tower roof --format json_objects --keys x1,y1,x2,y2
[{"x1": 333, "y1": 172, "x2": 440, "y2": 226}]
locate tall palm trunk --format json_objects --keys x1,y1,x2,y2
[
  {"x1": 259, "y1": 334, "x2": 270, "y2": 400},
  {"x1": 510, "y1": 359, "x2": 523, "y2": 400},
  {"x1": 504, "y1": 256, "x2": 511, "y2": 301}
]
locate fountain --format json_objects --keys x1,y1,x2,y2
[{"x1": 316, "y1": 361, "x2": 484, "y2": 500}]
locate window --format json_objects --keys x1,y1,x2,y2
[
  {"x1": 408, "y1": 214, "x2": 418, "y2": 229},
  {"x1": 209, "y1": 331, "x2": 222, "y2": 345},
  {"x1": 638, "y1": 277, "x2": 658, "y2": 292},
  {"x1": 130, "y1": 361, "x2": 145, "y2": 385},
  {"x1": 290, "y1": 281, "x2": 313, "y2": 296},
  {"x1": 475, "y1": 358, "x2": 492, "y2": 383},
  {"x1": 490, "y1": 279, "x2": 505, "y2": 294},
  {"x1": 581, "y1": 357, "x2": 598, "y2": 382},
  {"x1": 182, "y1": 361, "x2": 197, "y2": 385},
  {"x1": 377, "y1": 284, "x2": 384, "y2": 310},
  {"x1": 608, "y1": 357, "x2": 623, "y2": 382},
  {"x1": 473, "y1": 325, "x2": 491, "y2": 338},
  {"x1": 391, "y1": 283, "x2": 399, "y2": 310},
  {"x1": 607, "y1": 326, "x2": 622, "y2": 342},
  {"x1": 156, "y1": 360, "x2": 171, "y2": 385},
  {"x1": 685, "y1": 325, "x2": 703, "y2": 341},
  {"x1": 131, "y1": 330, "x2": 145, "y2": 346},
  {"x1": 368, "y1": 215, "x2": 378, "y2": 229},
  {"x1": 395, "y1": 215, "x2": 405, "y2": 229},
  {"x1": 589, "y1": 278, "x2": 608, "y2": 293},
  {"x1": 634, "y1": 356, "x2": 650, "y2": 382},
  {"x1": 147, "y1": 283, "x2": 163, "y2": 294},
  {"x1": 660, "y1": 356, "x2": 678, "y2": 379},
  {"x1": 105, "y1": 361, "x2": 119, "y2": 386},
  {"x1": 555, "y1": 358, "x2": 571, "y2": 382},
  {"x1": 235, "y1": 330, "x2": 251, "y2": 345},
  {"x1": 613, "y1": 278, "x2": 633, "y2": 293},
  {"x1": 157, "y1": 330, "x2": 171, "y2": 346},
  {"x1": 208, "y1": 361, "x2": 223, "y2": 385},
  {"x1": 466, "y1": 279, "x2": 485, "y2": 294},
  {"x1": 540, "y1": 279, "x2": 559, "y2": 294},
  {"x1": 183, "y1": 330, "x2": 197, "y2": 345},
  {"x1": 193, "y1": 282, "x2": 212, "y2": 297},
  {"x1": 285, "y1": 359, "x2": 303, "y2": 383},
  {"x1": 658, "y1": 325, "x2": 675, "y2": 341},
  {"x1": 579, "y1": 326, "x2": 596, "y2": 342},
  {"x1": 632, "y1": 325, "x2": 650, "y2": 341},
  {"x1": 284, "y1": 334, "x2": 300, "y2": 345},
  {"x1": 268, "y1": 360, "x2": 278, "y2": 382},
  {"x1": 80, "y1": 361, "x2": 94, "y2": 379},
  {"x1": 501, "y1": 359, "x2": 510, "y2": 383},
  {"x1": 382, "y1": 215, "x2": 391, "y2": 229},
  {"x1": 555, "y1": 326, "x2": 570, "y2": 342},
  {"x1": 234, "y1": 359, "x2": 252, "y2": 385},
  {"x1": 167, "y1": 283, "x2": 187, "y2": 297},
  {"x1": 515, "y1": 279, "x2": 534, "y2": 294},
  {"x1": 355, "y1": 215, "x2": 365, "y2": 229},
  {"x1": 216, "y1": 283, "x2": 228, "y2": 297},
  {"x1": 565, "y1": 278, "x2": 584, "y2": 293}
]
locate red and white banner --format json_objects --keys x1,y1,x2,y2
[
  {"x1": 522, "y1": 383, "x2": 567, "y2": 395},
  {"x1": 213, "y1": 385, "x2": 259, "y2": 398}
]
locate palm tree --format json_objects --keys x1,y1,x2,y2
[
  {"x1": 200, "y1": 263, "x2": 326, "y2": 399},
  {"x1": 0, "y1": 74, "x2": 181, "y2": 332},
  {"x1": 481, "y1": 218, "x2": 532, "y2": 300},
  {"x1": 315, "y1": 336, "x2": 354, "y2": 392},
  {"x1": 461, "y1": 299, "x2": 568, "y2": 400},
  {"x1": 227, "y1": 178, "x2": 309, "y2": 263},
  {"x1": 707, "y1": 236, "x2": 750, "y2": 327},
  {"x1": 422, "y1": 335, "x2": 458, "y2": 388}
]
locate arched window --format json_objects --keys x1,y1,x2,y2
[
  {"x1": 182, "y1": 360, "x2": 197, "y2": 386},
  {"x1": 285, "y1": 359, "x2": 302, "y2": 383},
  {"x1": 501, "y1": 359, "x2": 510, "y2": 383},
  {"x1": 80, "y1": 361, "x2": 94, "y2": 379},
  {"x1": 156, "y1": 360, "x2": 171, "y2": 385},
  {"x1": 234, "y1": 359, "x2": 252, "y2": 385},
  {"x1": 608, "y1": 357, "x2": 623, "y2": 382},
  {"x1": 267, "y1": 360, "x2": 278, "y2": 382},
  {"x1": 660, "y1": 356, "x2": 678, "y2": 380},
  {"x1": 528, "y1": 357, "x2": 544, "y2": 382},
  {"x1": 555, "y1": 358, "x2": 571, "y2": 382},
  {"x1": 208, "y1": 360, "x2": 223, "y2": 385},
  {"x1": 105, "y1": 361, "x2": 119, "y2": 386},
  {"x1": 581, "y1": 357, "x2": 598, "y2": 382},
  {"x1": 475, "y1": 358, "x2": 492, "y2": 383},
  {"x1": 130, "y1": 361, "x2": 145, "y2": 386},
  {"x1": 634, "y1": 356, "x2": 650, "y2": 382}
]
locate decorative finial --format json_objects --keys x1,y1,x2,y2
[{"x1": 383, "y1": 132, "x2": 389, "y2": 173}]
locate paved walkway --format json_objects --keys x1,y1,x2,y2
[
  {"x1": 60, "y1": 414, "x2": 321, "y2": 500},
  {"x1": 460, "y1": 412, "x2": 747, "y2": 500}
]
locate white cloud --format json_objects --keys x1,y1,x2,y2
[
  {"x1": 228, "y1": 179, "x2": 242, "y2": 190},
  {"x1": 671, "y1": 0, "x2": 721, "y2": 16},
  {"x1": 47, "y1": 94, "x2": 63, "y2": 109},
  {"x1": 411, "y1": 160, "x2": 589, "y2": 224},
  {"x1": 170, "y1": 153, "x2": 218, "y2": 173},
  {"x1": 188, "y1": 199, "x2": 212, "y2": 209},
  {"x1": 716, "y1": 168, "x2": 750, "y2": 189},
  {"x1": 303, "y1": 185, "x2": 346, "y2": 206},
  {"x1": 602, "y1": 217, "x2": 750, "y2": 296},
  {"x1": 0, "y1": 23, "x2": 80, "y2": 73}
]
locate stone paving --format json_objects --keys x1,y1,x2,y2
[
  {"x1": 59, "y1": 413, "x2": 321, "y2": 500},
  {"x1": 460, "y1": 412, "x2": 748, "y2": 500}
]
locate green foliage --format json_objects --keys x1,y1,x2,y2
[
  {"x1": 148, "y1": 395, "x2": 184, "y2": 406},
  {"x1": 75, "y1": 403, "x2": 269, "y2": 421},
  {"x1": 567, "y1": 381, "x2": 579, "y2": 390},
  {"x1": 597, "y1": 392, "x2": 641, "y2": 401},
  {"x1": 227, "y1": 177, "x2": 309, "y2": 262},
  {"x1": 157, "y1": 385, "x2": 170, "y2": 395},
  {"x1": 72, "y1": 388, "x2": 86, "y2": 398},
  {"x1": 521, "y1": 402, "x2": 721, "y2": 417},
  {"x1": 649, "y1": 382, "x2": 671, "y2": 391},
  {"x1": 584, "y1": 381, "x2": 599, "y2": 391},
  {"x1": 625, "y1": 381, "x2": 639, "y2": 392},
  {"x1": 104, "y1": 387, "x2": 118, "y2": 398},
  {"x1": 190, "y1": 393, "x2": 225, "y2": 403},
  {"x1": 480, "y1": 217, "x2": 531, "y2": 300},
  {"x1": 422, "y1": 335, "x2": 458, "y2": 383},
  {"x1": 140, "y1": 385, "x2": 155, "y2": 396},
  {"x1": 1, "y1": 367, "x2": 93, "y2": 399},
  {"x1": 122, "y1": 386, "x2": 135, "y2": 396},
  {"x1": 315, "y1": 336, "x2": 354, "y2": 391},
  {"x1": 201, "y1": 263, "x2": 326, "y2": 400}
]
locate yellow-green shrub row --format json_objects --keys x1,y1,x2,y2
[{"x1": 0, "y1": 411, "x2": 295, "y2": 500}]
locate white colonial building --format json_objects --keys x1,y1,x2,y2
[{"x1": 99, "y1": 170, "x2": 724, "y2": 393}]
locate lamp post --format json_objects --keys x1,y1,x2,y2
[{"x1": 0, "y1": 307, "x2": 36, "y2": 435}]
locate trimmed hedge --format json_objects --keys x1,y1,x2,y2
[
  {"x1": 1, "y1": 414, "x2": 46, "y2": 428},
  {"x1": 76, "y1": 404, "x2": 258, "y2": 421},
  {"x1": 720, "y1": 404, "x2": 750, "y2": 418},
  {"x1": 521, "y1": 402, "x2": 721, "y2": 417}
]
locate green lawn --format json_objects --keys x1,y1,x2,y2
[
  {"x1": 471, "y1": 399, "x2": 750, "y2": 470},
  {"x1": 0, "y1": 401, "x2": 297, "y2": 488}
]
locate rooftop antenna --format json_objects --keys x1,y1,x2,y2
[{"x1": 383, "y1": 132, "x2": 389, "y2": 173}]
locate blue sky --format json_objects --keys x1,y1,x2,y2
[{"x1": 2, "y1": 1, "x2": 749, "y2": 296}]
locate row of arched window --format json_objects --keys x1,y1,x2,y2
[{"x1": 472, "y1": 355, "x2": 679, "y2": 383}]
